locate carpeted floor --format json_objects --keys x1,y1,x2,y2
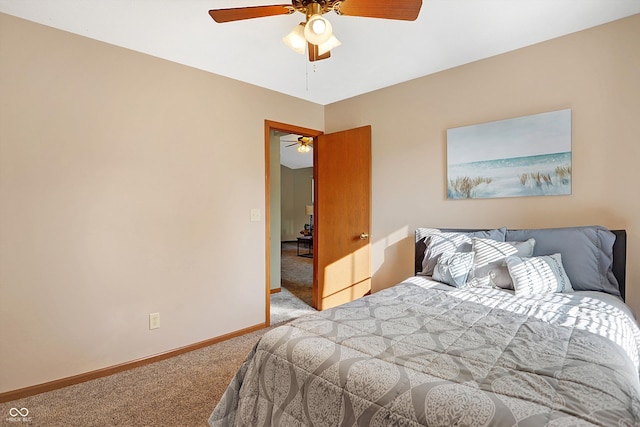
[
  {"x1": 2, "y1": 313, "x2": 317, "y2": 427},
  {"x1": 1, "y1": 327, "x2": 269, "y2": 426},
  {"x1": 280, "y1": 241, "x2": 313, "y2": 307},
  {"x1": 0, "y1": 243, "x2": 316, "y2": 426},
  {"x1": 270, "y1": 287, "x2": 316, "y2": 324}
]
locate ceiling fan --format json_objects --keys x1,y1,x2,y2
[
  {"x1": 282, "y1": 136, "x2": 314, "y2": 152},
  {"x1": 209, "y1": 0, "x2": 422, "y2": 62}
]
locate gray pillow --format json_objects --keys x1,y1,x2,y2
[
  {"x1": 418, "y1": 228, "x2": 506, "y2": 276},
  {"x1": 506, "y1": 253, "x2": 574, "y2": 296},
  {"x1": 433, "y1": 251, "x2": 475, "y2": 288},
  {"x1": 505, "y1": 226, "x2": 619, "y2": 297},
  {"x1": 467, "y1": 238, "x2": 536, "y2": 289}
]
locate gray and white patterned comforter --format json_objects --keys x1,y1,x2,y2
[{"x1": 209, "y1": 277, "x2": 640, "y2": 426}]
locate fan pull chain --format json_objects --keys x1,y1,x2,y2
[{"x1": 304, "y1": 55, "x2": 318, "y2": 93}]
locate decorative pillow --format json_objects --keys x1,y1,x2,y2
[
  {"x1": 505, "y1": 226, "x2": 619, "y2": 297},
  {"x1": 418, "y1": 228, "x2": 506, "y2": 276},
  {"x1": 505, "y1": 253, "x2": 574, "y2": 296},
  {"x1": 467, "y1": 238, "x2": 536, "y2": 289},
  {"x1": 433, "y1": 251, "x2": 475, "y2": 288}
]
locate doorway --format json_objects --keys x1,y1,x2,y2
[
  {"x1": 264, "y1": 121, "x2": 373, "y2": 324},
  {"x1": 264, "y1": 121, "x2": 322, "y2": 326}
]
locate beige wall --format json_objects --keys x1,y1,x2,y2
[
  {"x1": 0, "y1": 13, "x2": 324, "y2": 393},
  {"x1": 326, "y1": 14, "x2": 640, "y2": 315},
  {"x1": 280, "y1": 166, "x2": 314, "y2": 242}
]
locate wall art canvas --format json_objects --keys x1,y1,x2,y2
[{"x1": 446, "y1": 109, "x2": 572, "y2": 199}]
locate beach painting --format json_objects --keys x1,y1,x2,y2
[{"x1": 446, "y1": 109, "x2": 572, "y2": 199}]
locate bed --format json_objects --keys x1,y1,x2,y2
[{"x1": 209, "y1": 226, "x2": 640, "y2": 426}]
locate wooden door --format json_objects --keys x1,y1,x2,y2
[{"x1": 313, "y1": 125, "x2": 372, "y2": 310}]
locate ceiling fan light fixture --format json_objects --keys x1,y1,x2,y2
[
  {"x1": 283, "y1": 23, "x2": 306, "y2": 54},
  {"x1": 304, "y1": 14, "x2": 332, "y2": 45},
  {"x1": 297, "y1": 144, "x2": 311, "y2": 153},
  {"x1": 317, "y1": 34, "x2": 341, "y2": 56},
  {"x1": 310, "y1": 17, "x2": 326, "y2": 34}
]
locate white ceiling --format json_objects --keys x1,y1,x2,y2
[
  {"x1": 1, "y1": 1, "x2": 638, "y2": 105},
  {"x1": 280, "y1": 135, "x2": 313, "y2": 169}
]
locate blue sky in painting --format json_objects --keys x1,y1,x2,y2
[{"x1": 447, "y1": 109, "x2": 571, "y2": 165}]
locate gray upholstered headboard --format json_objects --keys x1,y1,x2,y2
[{"x1": 414, "y1": 228, "x2": 627, "y2": 300}]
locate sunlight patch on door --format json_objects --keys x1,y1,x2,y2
[{"x1": 322, "y1": 245, "x2": 370, "y2": 297}]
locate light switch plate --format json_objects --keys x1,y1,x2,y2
[{"x1": 250, "y1": 208, "x2": 261, "y2": 222}]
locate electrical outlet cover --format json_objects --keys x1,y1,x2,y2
[{"x1": 149, "y1": 313, "x2": 160, "y2": 330}]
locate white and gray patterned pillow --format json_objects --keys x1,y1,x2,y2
[
  {"x1": 420, "y1": 232, "x2": 473, "y2": 276},
  {"x1": 506, "y1": 253, "x2": 574, "y2": 296},
  {"x1": 418, "y1": 228, "x2": 506, "y2": 276},
  {"x1": 467, "y1": 238, "x2": 536, "y2": 289},
  {"x1": 433, "y1": 251, "x2": 475, "y2": 288}
]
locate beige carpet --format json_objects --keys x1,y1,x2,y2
[
  {"x1": 3, "y1": 306, "x2": 320, "y2": 426},
  {"x1": 0, "y1": 244, "x2": 316, "y2": 426},
  {"x1": 281, "y1": 241, "x2": 313, "y2": 306},
  {"x1": 271, "y1": 287, "x2": 316, "y2": 325},
  {"x1": 1, "y1": 328, "x2": 269, "y2": 426}
]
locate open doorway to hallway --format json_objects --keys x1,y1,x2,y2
[
  {"x1": 271, "y1": 133, "x2": 316, "y2": 323},
  {"x1": 264, "y1": 121, "x2": 322, "y2": 325}
]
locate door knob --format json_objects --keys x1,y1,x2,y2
[{"x1": 360, "y1": 233, "x2": 369, "y2": 240}]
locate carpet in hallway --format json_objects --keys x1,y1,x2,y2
[{"x1": 281, "y1": 241, "x2": 313, "y2": 307}]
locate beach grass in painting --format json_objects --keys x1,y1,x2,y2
[{"x1": 447, "y1": 109, "x2": 572, "y2": 199}]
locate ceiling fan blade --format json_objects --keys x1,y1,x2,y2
[
  {"x1": 209, "y1": 5, "x2": 293, "y2": 23},
  {"x1": 285, "y1": 143, "x2": 298, "y2": 147},
  {"x1": 336, "y1": 0, "x2": 422, "y2": 21},
  {"x1": 308, "y1": 42, "x2": 331, "y2": 62}
]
